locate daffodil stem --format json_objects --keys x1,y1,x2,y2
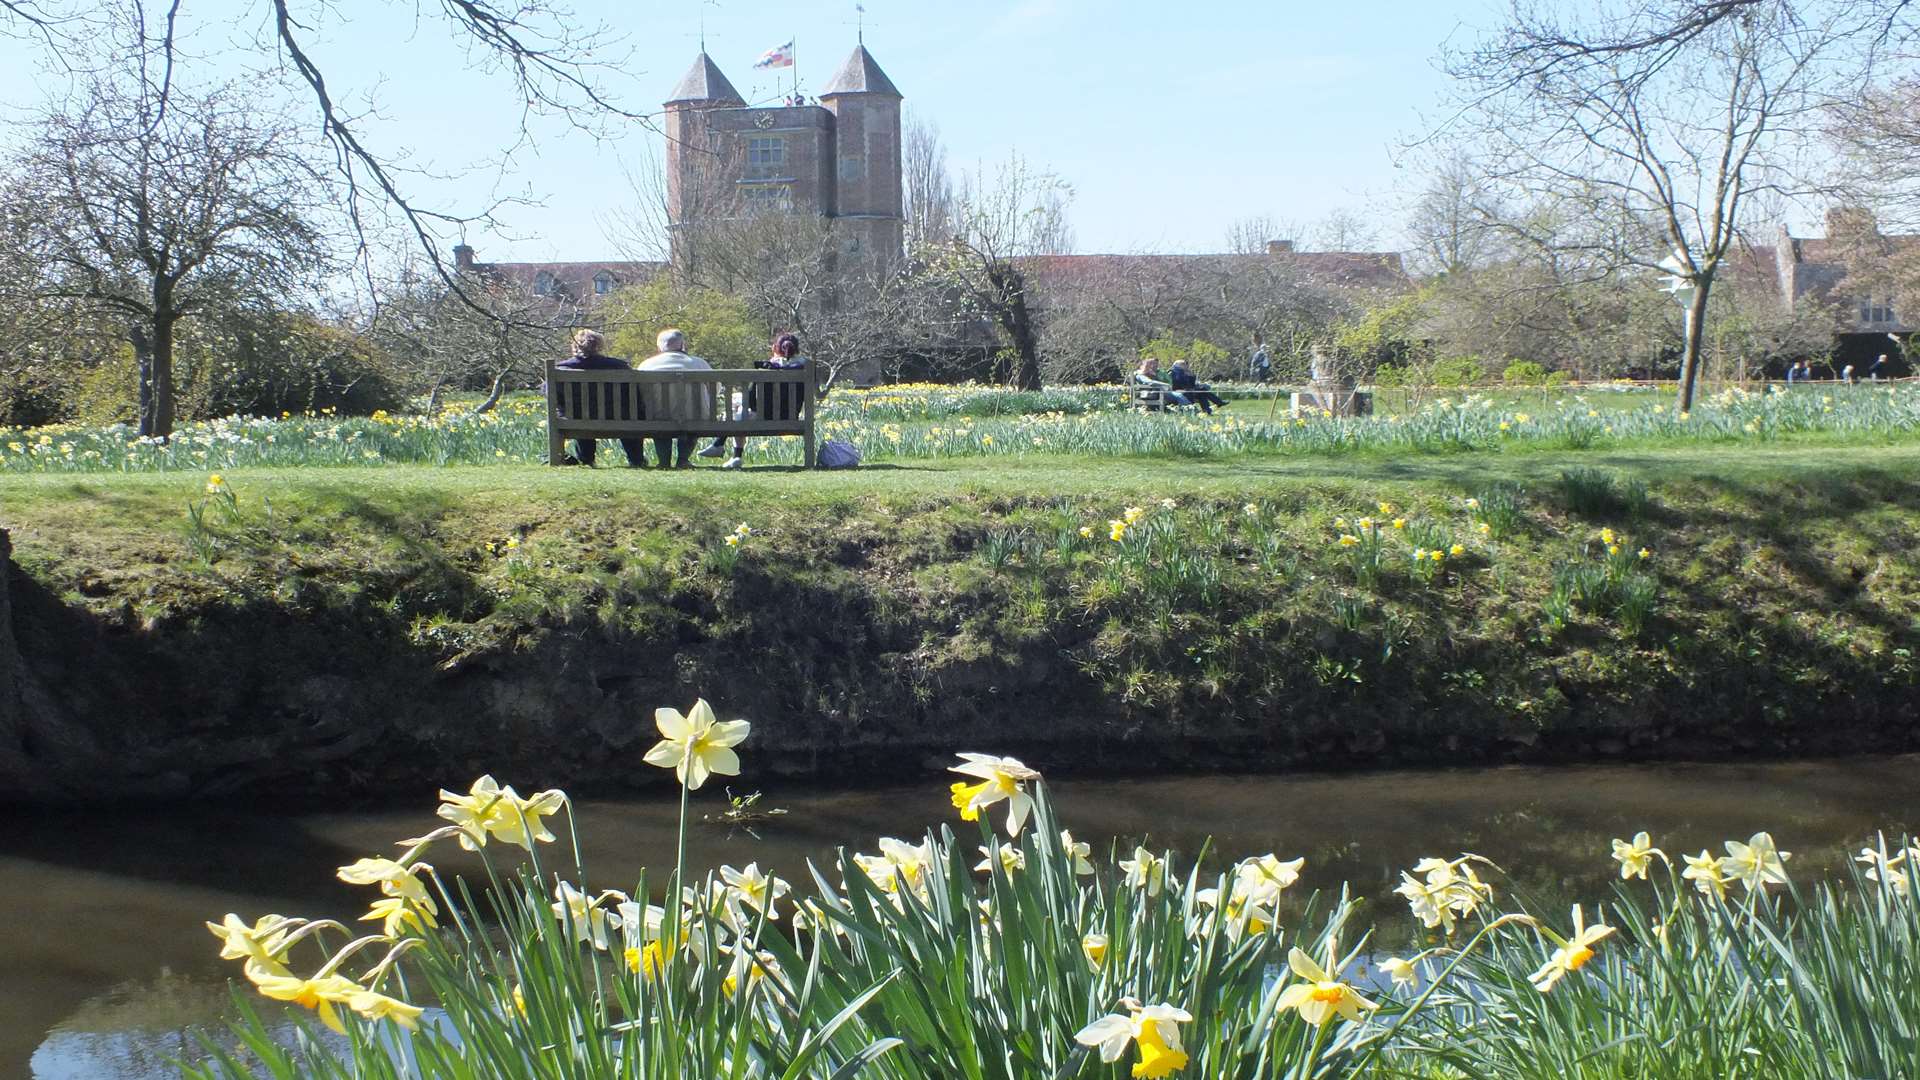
[
  {"x1": 1348, "y1": 912, "x2": 1533, "y2": 1077},
  {"x1": 669, "y1": 778, "x2": 691, "y2": 946}
]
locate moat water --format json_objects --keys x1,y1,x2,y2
[{"x1": 5, "y1": 754, "x2": 1917, "y2": 1078}]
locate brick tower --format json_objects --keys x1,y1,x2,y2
[
  {"x1": 663, "y1": 52, "x2": 747, "y2": 268},
  {"x1": 819, "y1": 44, "x2": 904, "y2": 275}
]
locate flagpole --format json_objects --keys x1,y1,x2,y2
[{"x1": 792, "y1": 35, "x2": 799, "y2": 100}]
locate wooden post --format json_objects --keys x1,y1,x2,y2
[{"x1": 545, "y1": 358, "x2": 566, "y2": 466}]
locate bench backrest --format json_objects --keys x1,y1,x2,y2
[{"x1": 546, "y1": 365, "x2": 820, "y2": 434}]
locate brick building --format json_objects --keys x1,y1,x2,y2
[{"x1": 663, "y1": 45, "x2": 905, "y2": 274}]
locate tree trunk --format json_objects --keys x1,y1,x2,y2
[
  {"x1": 132, "y1": 322, "x2": 156, "y2": 437},
  {"x1": 424, "y1": 376, "x2": 447, "y2": 417},
  {"x1": 474, "y1": 368, "x2": 510, "y2": 414},
  {"x1": 1676, "y1": 279, "x2": 1712, "y2": 413},
  {"x1": 150, "y1": 311, "x2": 178, "y2": 438},
  {"x1": 988, "y1": 262, "x2": 1043, "y2": 391}
]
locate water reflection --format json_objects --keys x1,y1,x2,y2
[{"x1": 7, "y1": 754, "x2": 1916, "y2": 1076}]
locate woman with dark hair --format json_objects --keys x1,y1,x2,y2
[{"x1": 699, "y1": 331, "x2": 811, "y2": 468}]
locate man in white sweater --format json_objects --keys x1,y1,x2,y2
[{"x1": 638, "y1": 328, "x2": 713, "y2": 468}]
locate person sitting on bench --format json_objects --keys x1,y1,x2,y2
[
  {"x1": 637, "y1": 328, "x2": 713, "y2": 469},
  {"x1": 554, "y1": 329, "x2": 646, "y2": 467},
  {"x1": 1166, "y1": 358, "x2": 1227, "y2": 415},
  {"x1": 1131, "y1": 357, "x2": 1190, "y2": 411},
  {"x1": 699, "y1": 331, "x2": 810, "y2": 469}
]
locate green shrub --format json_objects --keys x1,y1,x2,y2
[{"x1": 1502, "y1": 360, "x2": 1549, "y2": 386}]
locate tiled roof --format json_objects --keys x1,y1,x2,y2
[
  {"x1": 1015, "y1": 250, "x2": 1409, "y2": 291},
  {"x1": 666, "y1": 53, "x2": 746, "y2": 107},
  {"x1": 474, "y1": 260, "x2": 665, "y2": 301},
  {"x1": 821, "y1": 45, "x2": 902, "y2": 98}
]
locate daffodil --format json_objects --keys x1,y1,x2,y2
[
  {"x1": 1610, "y1": 832, "x2": 1663, "y2": 879},
  {"x1": 1082, "y1": 931, "x2": 1110, "y2": 966},
  {"x1": 1060, "y1": 829, "x2": 1096, "y2": 874},
  {"x1": 1682, "y1": 849, "x2": 1730, "y2": 898},
  {"x1": 947, "y1": 753, "x2": 1041, "y2": 834},
  {"x1": 347, "y1": 989, "x2": 425, "y2": 1029},
  {"x1": 853, "y1": 836, "x2": 934, "y2": 899},
  {"x1": 337, "y1": 857, "x2": 433, "y2": 907},
  {"x1": 975, "y1": 843, "x2": 1026, "y2": 875},
  {"x1": 362, "y1": 896, "x2": 437, "y2": 936},
  {"x1": 1377, "y1": 501, "x2": 1395, "y2": 514},
  {"x1": 1530, "y1": 904, "x2": 1615, "y2": 992},
  {"x1": 206, "y1": 913, "x2": 297, "y2": 976},
  {"x1": 1638, "y1": 547, "x2": 1651, "y2": 559},
  {"x1": 719, "y1": 862, "x2": 790, "y2": 919},
  {"x1": 1074, "y1": 998, "x2": 1192, "y2": 1078},
  {"x1": 1395, "y1": 855, "x2": 1493, "y2": 935},
  {"x1": 1856, "y1": 841, "x2": 1913, "y2": 897},
  {"x1": 1338, "y1": 534, "x2": 1360, "y2": 547},
  {"x1": 1378, "y1": 956, "x2": 1418, "y2": 987},
  {"x1": 1235, "y1": 853, "x2": 1305, "y2": 898},
  {"x1": 1600, "y1": 528, "x2": 1617, "y2": 545},
  {"x1": 1121, "y1": 846, "x2": 1168, "y2": 896},
  {"x1": 435, "y1": 776, "x2": 567, "y2": 850},
  {"x1": 251, "y1": 971, "x2": 362, "y2": 1034},
  {"x1": 1449, "y1": 543, "x2": 1466, "y2": 556},
  {"x1": 1123, "y1": 505, "x2": 1146, "y2": 524},
  {"x1": 1079, "y1": 525, "x2": 1093, "y2": 538},
  {"x1": 642, "y1": 700, "x2": 750, "y2": 790},
  {"x1": 1723, "y1": 832, "x2": 1791, "y2": 891},
  {"x1": 551, "y1": 881, "x2": 624, "y2": 950},
  {"x1": 1276, "y1": 944, "x2": 1377, "y2": 1026},
  {"x1": 1392, "y1": 517, "x2": 1407, "y2": 530}
]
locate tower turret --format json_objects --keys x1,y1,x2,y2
[
  {"x1": 663, "y1": 53, "x2": 747, "y2": 264},
  {"x1": 820, "y1": 45, "x2": 903, "y2": 270}
]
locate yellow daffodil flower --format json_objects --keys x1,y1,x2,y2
[
  {"x1": 948, "y1": 752, "x2": 1041, "y2": 834},
  {"x1": 435, "y1": 776, "x2": 567, "y2": 850},
  {"x1": 1338, "y1": 534, "x2": 1360, "y2": 547},
  {"x1": 337, "y1": 857, "x2": 433, "y2": 906},
  {"x1": 1600, "y1": 528, "x2": 1617, "y2": 545},
  {"x1": 720, "y1": 862, "x2": 790, "y2": 919},
  {"x1": 1379, "y1": 956, "x2": 1418, "y2": 987},
  {"x1": 1392, "y1": 518, "x2": 1407, "y2": 530},
  {"x1": 1120, "y1": 847, "x2": 1168, "y2": 897},
  {"x1": 1242, "y1": 502, "x2": 1259, "y2": 516},
  {"x1": 1276, "y1": 944, "x2": 1377, "y2": 1026},
  {"x1": 1122, "y1": 505, "x2": 1146, "y2": 525},
  {"x1": 1449, "y1": 544, "x2": 1466, "y2": 557},
  {"x1": 1856, "y1": 842, "x2": 1913, "y2": 897},
  {"x1": 1638, "y1": 548, "x2": 1651, "y2": 559},
  {"x1": 975, "y1": 843, "x2": 1026, "y2": 875},
  {"x1": 206, "y1": 913, "x2": 297, "y2": 975},
  {"x1": 642, "y1": 699, "x2": 751, "y2": 790},
  {"x1": 551, "y1": 881, "x2": 624, "y2": 950},
  {"x1": 1074, "y1": 998, "x2": 1192, "y2": 1079},
  {"x1": 1060, "y1": 830, "x2": 1096, "y2": 875},
  {"x1": 1530, "y1": 904, "x2": 1616, "y2": 992},
  {"x1": 362, "y1": 896, "x2": 436, "y2": 936},
  {"x1": 251, "y1": 971, "x2": 362, "y2": 1034},
  {"x1": 853, "y1": 836, "x2": 935, "y2": 898},
  {"x1": 1079, "y1": 525, "x2": 1093, "y2": 538},
  {"x1": 1682, "y1": 849, "x2": 1730, "y2": 898},
  {"x1": 1377, "y1": 502, "x2": 1395, "y2": 514},
  {"x1": 1723, "y1": 832, "x2": 1792, "y2": 892},
  {"x1": 1082, "y1": 931, "x2": 1110, "y2": 967},
  {"x1": 347, "y1": 988, "x2": 425, "y2": 1029},
  {"x1": 1610, "y1": 832, "x2": 1663, "y2": 880}
]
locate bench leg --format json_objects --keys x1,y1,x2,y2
[
  {"x1": 803, "y1": 427, "x2": 817, "y2": 469},
  {"x1": 548, "y1": 423, "x2": 566, "y2": 466}
]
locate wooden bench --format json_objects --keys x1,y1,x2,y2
[{"x1": 545, "y1": 364, "x2": 826, "y2": 467}]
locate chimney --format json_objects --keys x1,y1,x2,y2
[
  {"x1": 453, "y1": 244, "x2": 475, "y2": 271},
  {"x1": 1266, "y1": 239, "x2": 1295, "y2": 255}
]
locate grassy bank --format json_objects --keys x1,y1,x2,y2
[{"x1": 4, "y1": 443, "x2": 1919, "y2": 799}]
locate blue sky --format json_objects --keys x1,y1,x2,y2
[{"x1": 0, "y1": 0, "x2": 1492, "y2": 262}]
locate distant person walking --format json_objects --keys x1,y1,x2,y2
[
  {"x1": 638, "y1": 328, "x2": 713, "y2": 469},
  {"x1": 1249, "y1": 338, "x2": 1273, "y2": 382},
  {"x1": 553, "y1": 330, "x2": 646, "y2": 468},
  {"x1": 1870, "y1": 353, "x2": 1891, "y2": 381}
]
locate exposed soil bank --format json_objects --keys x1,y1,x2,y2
[{"x1": 4, "y1": 459, "x2": 1919, "y2": 802}]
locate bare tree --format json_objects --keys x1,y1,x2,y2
[
  {"x1": 933, "y1": 155, "x2": 1076, "y2": 390},
  {"x1": 904, "y1": 112, "x2": 955, "y2": 254},
  {"x1": 1403, "y1": 156, "x2": 1508, "y2": 276},
  {"x1": 1309, "y1": 207, "x2": 1382, "y2": 252},
  {"x1": 7, "y1": 63, "x2": 331, "y2": 436},
  {"x1": 1446, "y1": 0, "x2": 1850, "y2": 410},
  {"x1": 369, "y1": 262, "x2": 575, "y2": 415}
]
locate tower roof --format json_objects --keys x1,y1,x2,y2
[
  {"x1": 821, "y1": 45, "x2": 902, "y2": 98},
  {"x1": 665, "y1": 52, "x2": 746, "y2": 107}
]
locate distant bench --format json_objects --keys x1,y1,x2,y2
[{"x1": 545, "y1": 364, "x2": 825, "y2": 467}]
